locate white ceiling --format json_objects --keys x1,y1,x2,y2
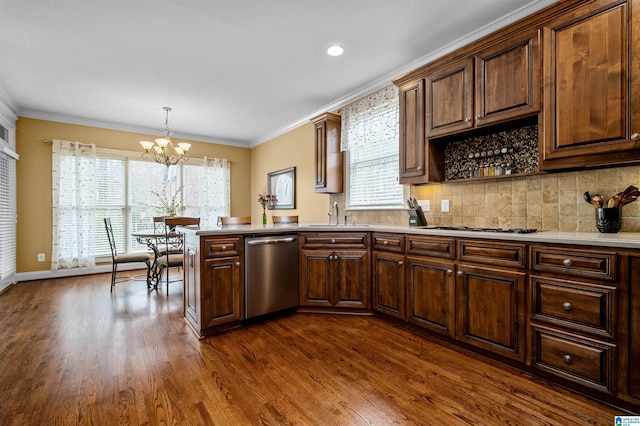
[{"x1": 0, "y1": 0, "x2": 558, "y2": 148}]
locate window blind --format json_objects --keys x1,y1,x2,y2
[
  {"x1": 0, "y1": 151, "x2": 17, "y2": 282},
  {"x1": 344, "y1": 87, "x2": 404, "y2": 209}
]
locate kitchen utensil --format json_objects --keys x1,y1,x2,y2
[
  {"x1": 583, "y1": 191, "x2": 592, "y2": 204},
  {"x1": 591, "y1": 194, "x2": 604, "y2": 208},
  {"x1": 607, "y1": 195, "x2": 621, "y2": 208},
  {"x1": 620, "y1": 189, "x2": 640, "y2": 206}
]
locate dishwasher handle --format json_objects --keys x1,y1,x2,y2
[{"x1": 247, "y1": 236, "x2": 297, "y2": 245}]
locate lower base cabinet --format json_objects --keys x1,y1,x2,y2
[
  {"x1": 184, "y1": 234, "x2": 243, "y2": 337},
  {"x1": 406, "y1": 256, "x2": 455, "y2": 336},
  {"x1": 456, "y1": 264, "x2": 526, "y2": 362}
]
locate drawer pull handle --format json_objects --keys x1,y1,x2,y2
[
  {"x1": 563, "y1": 302, "x2": 572, "y2": 311},
  {"x1": 331, "y1": 239, "x2": 336, "y2": 244},
  {"x1": 457, "y1": 271, "x2": 463, "y2": 277},
  {"x1": 221, "y1": 245, "x2": 227, "y2": 251},
  {"x1": 563, "y1": 354, "x2": 572, "y2": 364},
  {"x1": 447, "y1": 269, "x2": 453, "y2": 276},
  {"x1": 562, "y1": 259, "x2": 572, "y2": 267},
  {"x1": 383, "y1": 240, "x2": 389, "y2": 245}
]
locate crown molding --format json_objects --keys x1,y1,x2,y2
[
  {"x1": 0, "y1": 87, "x2": 18, "y2": 124},
  {"x1": 18, "y1": 108, "x2": 250, "y2": 148},
  {"x1": 251, "y1": 0, "x2": 557, "y2": 147}
]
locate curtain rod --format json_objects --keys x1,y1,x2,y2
[{"x1": 42, "y1": 139, "x2": 94, "y2": 147}]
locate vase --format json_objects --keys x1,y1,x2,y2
[{"x1": 262, "y1": 210, "x2": 267, "y2": 225}]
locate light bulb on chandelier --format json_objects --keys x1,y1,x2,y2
[{"x1": 140, "y1": 106, "x2": 191, "y2": 167}]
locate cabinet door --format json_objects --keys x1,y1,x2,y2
[
  {"x1": 202, "y1": 256, "x2": 243, "y2": 329},
  {"x1": 372, "y1": 251, "x2": 405, "y2": 319},
  {"x1": 456, "y1": 264, "x2": 526, "y2": 362},
  {"x1": 399, "y1": 79, "x2": 425, "y2": 181},
  {"x1": 334, "y1": 250, "x2": 370, "y2": 309},
  {"x1": 542, "y1": 0, "x2": 635, "y2": 168},
  {"x1": 184, "y1": 244, "x2": 200, "y2": 330},
  {"x1": 475, "y1": 30, "x2": 540, "y2": 127},
  {"x1": 406, "y1": 256, "x2": 456, "y2": 337},
  {"x1": 300, "y1": 249, "x2": 333, "y2": 307},
  {"x1": 426, "y1": 58, "x2": 474, "y2": 137},
  {"x1": 312, "y1": 113, "x2": 343, "y2": 193}
]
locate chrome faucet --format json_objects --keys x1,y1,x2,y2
[{"x1": 333, "y1": 202, "x2": 339, "y2": 225}]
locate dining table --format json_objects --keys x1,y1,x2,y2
[{"x1": 131, "y1": 229, "x2": 182, "y2": 287}]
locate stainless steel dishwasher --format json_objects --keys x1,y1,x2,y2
[{"x1": 244, "y1": 234, "x2": 299, "y2": 319}]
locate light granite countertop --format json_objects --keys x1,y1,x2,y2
[{"x1": 180, "y1": 223, "x2": 640, "y2": 250}]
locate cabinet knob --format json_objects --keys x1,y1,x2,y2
[
  {"x1": 328, "y1": 255, "x2": 333, "y2": 260},
  {"x1": 398, "y1": 261, "x2": 403, "y2": 266},
  {"x1": 221, "y1": 245, "x2": 227, "y2": 251},
  {"x1": 446, "y1": 269, "x2": 453, "y2": 276},
  {"x1": 631, "y1": 133, "x2": 640, "y2": 141},
  {"x1": 331, "y1": 239, "x2": 336, "y2": 244},
  {"x1": 465, "y1": 117, "x2": 471, "y2": 123},
  {"x1": 235, "y1": 262, "x2": 240, "y2": 266},
  {"x1": 562, "y1": 302, "x2": 573, "y2": 311},
  {"x1": 383, "y1": 240, "x2": 389, "y2": 245},
  {"x1": 563, "y1": 354, "x2": 572, "y2": 364},
  {"x1": 475, "y1": 115, "x2": 480, "y2": 119},
  {"x1": 457, "y1": 271, "x2": 463, "y2": 277},
  {"x1": 562, "y1": 259, "x2": 572, "y2": 267},
  {"x1": 417, "y1": 166, "x2": 423, "y2": 171}
]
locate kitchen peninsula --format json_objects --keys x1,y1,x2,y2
[{"x1": 180, "y1": 223, "x2": 640, "y2": 414}]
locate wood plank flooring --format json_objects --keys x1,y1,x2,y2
[{"x1": 0, "y1": 271, "x2": 628, "y2": 425}]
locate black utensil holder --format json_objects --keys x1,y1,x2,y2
[{"x1": 595, "y1": 207, "x2": 622, "y2": 233}]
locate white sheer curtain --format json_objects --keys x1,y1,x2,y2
[
  {"x1": 340, "y1": 85, "x2": 399, "y2": 152},
  {"x1": 201, "y1": 157, "x2": 231, "y2": 227},
  {"x1": 51, "y1": 140, "x2": 97, "y2": 269}
]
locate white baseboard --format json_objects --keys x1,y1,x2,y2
[{"x1": 16, "y1": 262, "x2": 148, "y2": 283}]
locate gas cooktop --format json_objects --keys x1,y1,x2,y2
[{"x1": 421, "y1": 226, "x2": 538, "y2": 234}]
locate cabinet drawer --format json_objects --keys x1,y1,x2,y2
[
  {"x1": 458, "y1": 239, "x2": 526, "y2": 268},
  {"x1": 203, "y1": 237, "x2": 242, "y2": 258},
  {"x1": 530, "y1": 246, "x2": 616, "y2": 281},
  {"x1": 372, "y1": 233, "x2": 404, "y2": 253},
  {"x1": 300, "y1": 233, "x2": 369, "y2": 249},
  {"x1": 407, "y1": 236, "x2": 455, "y2": 259},
  {"x1": 530, "y1": 276, "x2": 616, "y2": 339},
  {"x1": 531, "y1": 325, "x2": 615, "y2": 393}
]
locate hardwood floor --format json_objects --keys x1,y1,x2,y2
[{"x1": 0, "y1": 271, "x2": 627, "y2": 425}]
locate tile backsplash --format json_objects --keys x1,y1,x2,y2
[{"x1": 333, "y1": 165, "x2": 640, "y2": 232}]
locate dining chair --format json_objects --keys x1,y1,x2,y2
[
  {"x1": 153, "y1": 216, "x2": 166, "y2": 233},
  {"x1": 156, "y1": 216, "x2": 200, "y2": 295},
  {"x1": 219, "y1": 216, "x2": 251, "y2": 225},
  {"x1": 103, "y1": 217, "x2": 152, "y2": 292},
  {"x1": 272, "y1": 215, "x2": 298, "y2": 224}
]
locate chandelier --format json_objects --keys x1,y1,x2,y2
[{"x1": 140, "y1": 106, "x2": 191, "y2": 167}]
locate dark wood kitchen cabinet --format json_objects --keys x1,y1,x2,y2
[
  {"x1": 528, "y1": 244, "x2": 619, "y2": 394},
  {"x1": 455, "y1": 239, "x2": 527, "y2": 362},
  {"x1": 405, "y1": 235, "x2": 456, "y2": 337},
  {"x1": 311, "y1": 113, "x2": 343, "y2": 193},
  {"x1": 184, "y1": 234, "x2": 243, "y2": 337},
  {"x1": 299, "y1": 233, "x2": 370, "y2": 311},
  {"x1": 425, "y1": 30, "x2": 540, "y2": 138},
  {"x1": 372, "y1": 233, "x2": 405, "y2": 319},
  {"x1": 541, "y1": 0, "x2": 640, "y2": 170}
]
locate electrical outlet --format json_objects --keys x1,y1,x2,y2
[
  {"x1": 417, "y1": 199, "x2": 430, "y2": 212},
  {"x1": 441, "y1": 199, "x2": 450, "y2": 213},
  {"x1": 37, "y1": 253, "x2": 45, "y2": 262}
]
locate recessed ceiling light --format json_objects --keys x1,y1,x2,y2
[{"x1": 327, "y1": 45, "x2": 344, "y2": 56}]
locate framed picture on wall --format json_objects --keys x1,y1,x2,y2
[{"x1": 267, "y1": 167, "x2": 295, "y2": 210}]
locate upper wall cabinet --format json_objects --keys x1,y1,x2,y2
[
  {"x1": 311, "y1": 113, "x2": 343, "y2": 193},
  {"x1": 426, "y1": 30, "x2": 541, "y2": 138},
  {"x1": 541, "y1": 0, "x2": 640, "y2": 170}
]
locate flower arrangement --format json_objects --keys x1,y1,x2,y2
[
  {"x1": 257, "y1": 192, "x2": 275, "y2": 224},
  {"x1": 151, "y1": 186, "x2": 184, "y2": 217}
]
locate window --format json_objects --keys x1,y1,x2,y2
[
  {"x1": 0, "y1": 149, "x2": 17, "y2": 284},
  {"x1": 341, "y1": 85, "x2": 406, "y2": 209},
  {"x1": 53, "y1": 141, "x2": 230, "y2": 267}
]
